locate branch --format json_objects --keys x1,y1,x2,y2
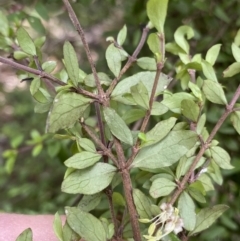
[
  {"x1": 62, "y1": 0, "x2": 104, "y2": 97},
  {"x1": 169, "y1": 84, "x2": 240, "y2": 205},
  {"x1": 106, "y1": 26, "x2": 150, "y2": 97}
]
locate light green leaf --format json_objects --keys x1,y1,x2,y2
[
  {"x1": 53, "y1": 212, "x2": 63, "y2": 241},
  {"x1": 181, "y1": 99, "x2": 200, "y2": 122},
  {"x1": 62, "y1": 163, "x2": 116, "y2": 195},
  {"x1": 201, "y1": 60, "x2": 218, "y2": 82},
  {"x1": 65, "y1": 207, "x2": 107, "y2": 241},
  {"x1": 137, "y1": 57, "x2": 157, "y2": 71},
  {"x1": 202, "y1": 80, "x2": 227, "y2": 105},
  {"x1": 0, "y1": 11, "x2": 9, "y2": 36},
  {"x1": 106, "y1": 43, "x2": 122, "y2": 77},
  {"x1": 30, "y1": 77, "x2": 40, "y2": 95},
  {"x1": 77, "y1": 137, "x2": 96, "y2": 152},
  {"x1": 132, "y1": 130, "x2": 198, "y2": 169},
  {"x1": 46, "y1": 92, "x2": 91, "y2": 133},
  {"x1": 147, "y1": 33, "x2": 161, "y2": 54},
  {"x1": 165, "y1": 42, "x2": 185, "y2": 55},
  {"x1": 64, "y1": 151, "x2": 102, "y2": 169},
  {"x1": 210, "y1": 146, "x2": 233, "y2": 169},
  {"x1": 188, "y1": 81, "x2": 202, "y2": 101},
  {"x1": 188, "y1": 182, "x2": 206, "y2": 203},
  {"x1": 112, "y1": 192, "x2": 126, "y2": 206},
  {"x1": 117, "y1": 24, "x2": 127, "y2": 46},
  {"x1": 178, "y1": 192, "x2": 196, "y2": 231},
  {"x1": 231, "y1": 43, "x2": 240, "y2": 62},
  {"x1": 142, "y1": 117, "x2": 177, "y2": 147},
  {"x1": 130, "y1": 81, "x2": 149, "y2": 109},
  {"x1": 234, "y1": 28, "x2": 240, "y2": 46},
  {"x1": 63, "y1": 41, "x2": 79, "y2": 87},
  {"x1": 196, "y1": 114, "x2": 206, "y2": 135},
  {"x1": 84, "y1": 72, "x2": 111, "y2": 87},
  {"x1": 151, "y1": 102, "x2": 169, "y2": 115},
  {"x1": 161, "y1": 92, "x2": 195, "y2": 114},
  {"x1": 223, "y1": 62, "x2": 240, "y2": 77},
  {"x1": 42, "y1": 61, "x2": 57, "y2": 73},
  {"x1": 189, "y1": 205, "x2": 229, "y2": 236},
  {"x1": 147, "y1": 0, "x2": 169, "y2": 34},
  {"x1": 122, "y1": 109, "x2": 146, "y2": 124},
  {"x1": 133, "y1": 189, "x2": 153, "y2": 219},
  {"x1": 179, "y1": 53, "x2": 190, "y2": 64},
  {"x1": 111, "y1": 71, "x2": 172, "y2": 103},
  {"x1": 198, "y1": 174, "x2": 214, "y2": 192},
  {"x1": 103, "y1": 107, "x2": 133, "y2": 145},
  {"x1": 174, "y1": 25, "x2": 194, "y2": 54},
  {"x1": 13, "y1": 51, "x2": 29, "y2": 60},
  {"x1": 62, "y1": 222, "x2": 80, "y2": 241},
  {"x1": 230, "y1": 111, "x2": 240, "y2": 135},
  {"x1": 17, "y1": 27, "x2": 36, "y2": 55},
  {"x1": 34, "y1": 36, "x2": 46, "y2": 49},
  {"x1": 149, "y1": 177, "x2": 176, "y2": 198},
  {"x1": 16, "y1": 228, "x2": 32, "y2": 241},
  {"x1": 78, "y1": 193, "x2": 103, "y2": 212},
  {"x1": 206, "y1": 44, "x2": 222, "y2": 66}
]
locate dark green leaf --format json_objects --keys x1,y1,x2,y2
[
  {"x1": 46, "y1": 92, "x2": 90, "y2": 133},
  {"x1": 62, "y1": 163, "x2": 116, "y2": 195},
  {"x1": 189, "y1": 205, "x2": 229, "y2": 236},
  {"x1": 223, "y1": 62, "x2": 240, "y2": 77},
  {"x1": 65, "y1": 207, "x2": 107, "y2": 241},
  {"x1": 117, "y1": 24, "x2": 127, "y2": 46},
  {"x1": 78, "y1": 193, "x2": 103, "y2": 212},
  {"x1": 206, "y1": 44, "x2": 222, "y2": 66},
  {"x1": 103, "y1": 107, "x2": 133, "y2": 145},
  {"x1": 35, "y1": 2, "x2": 49, "y2": 21},
  {"x1": 188, "y1": 182, "x2": 206, "y2": 203},
  {"x1": 64, "y1": 151, "x2": 102, "y2": 169},
  {"x1": 112, "y1": 192, "x2": 126, "y2": 206},
  {"x1": 147, "y1": 0, "x2": 169, "y2": 34},
  {"x1": 63, "y1": 41, "x2": 79, "y2": 87},
  {"x1": 132, "y1": 130, "x2": 198, "y2": 169},
  {"x1": 149, "y1": 177, "x2": 176, "y2": 198},
  {"x1": 181, "y1": 99, "x2": 200, "y2": 122},
  {"x1": 174, "y1": 25, "x2": 194, "y2": 54},
  {"x1": 16, "y1": 228, "x2": 32, "y2": 241},
  {"x1": 142, "y1": 117, "x2": 177, "y2": 147},
  {"x1": 230, "y1": 111, "x2": 240, "y2": 135},
  {"x1": 178, "y1": 191, "x2": 196, "y2": 231},
  {"x1": 133, "y1": 189, "x2": 153, "y2": 219},
  {"x1": 122, "y1": 109, "x2": 146, "y2": 124},
  {"x1": 202, "y1": 80, "x2": 227, "y2": 105},
  {"x1": 53, "y1": 212, "x2": 63, "y2": 241},
  {"x1": 137, "y1": 57, "x2": 156, "y2": 71},
  {"x1": 17, "y1": 27, "x2": 36, "y2": 55},
  {"x1": 130, "y1": 81, "x2": 149, "y2": 109},
  {"x1": 201, "y1": 60, "x2": 218, "y2": 82},
  {"x1": 210, "y1": 146, "x2": 233, "y2": 169},
  {"x1": 27, "y1": 16, "x2": 45, "y2": 34}
]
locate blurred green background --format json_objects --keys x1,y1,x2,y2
[{"x1": 1, "y1": 0, "x2": 240, "y2": 240}]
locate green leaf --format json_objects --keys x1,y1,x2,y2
[
  {"x1": 174, "y1": 25, "x2": 194, "y2": 54},
  {"x1": 84, "y1": 72, "x2": 111, "y2": 87},
  {"x1": 0, "y1": 11, "x2": 9, "y2": 36},
  {"x1": 223, "y1": 62, "x2": 240, "y2": 77},
  {"x1": 130, "y1": 81, "x2": 149, "y2": 109},
  {"x1": 147, "y1": 0, "x2": 169, "y2": 34},
  {"x1": 198, "y1": 174, "x2": 214, "y2": 192},
  {"x1": 17, "y1": 27, "x2": 36, "y2": 55},
  {"x1": 188, "y1": 182, "x2": 206, "y2": 203},
  {"x1": 42, "y1": 61, "x2": 57, "y2": 73},
  {"x1": 13, "y1": 51, "x2": 29, "y2": 60},
  {"x1": 161, "y1": 92, "x2": 195, "y2": 114},
  {"x1": 132, "y1": 130, "x2": 198, "y2": 169},
  {"x1": 64, "y1": 151, "x2": 102, "y2": 169},
  {"x1": 112, "y1": 192, "x2": 126, "y2": 206},
  {"x1": 27, "y1": 16, "x2": 45, "y2": 34},
  {"x1": 78, "y1": 193, "x2": 103, "y2": 212},
  {"x1": 201, "y1": 60, "x2": 218, "y2": 82},
  {"x1": 149, "y1": 177, "x2": 176, "y2": 198},
  {"x1": 117, "y1": 24, "x2": 127, "y2": 45},
  {"x1": 46, "y1": 92, "x2": 90, "y2": 133},
  {"x1": 231, "y1": 43, "x2": 240, "y2": 62},
  {"x1": 151, "y1": 102, "x2": 169, "y2": 116},
  {"x1": 210, "y1": 146, "x2": 233, "y2": 169},
  {"x1": 65, "y1": 207, "x2": 107, "y2": 241},
  {"x1": 63, "y1": 41, "x2": 79, "y2": 87},
  {"x1": 133, "y1": 189, "x2": 153, "y2": 219},
  {"x1": 165, "y1": 42, "x2": 185, "y2": 55},
  {"x1": 62, "y1": 222, "x2": 80, "y2": 241},
  {"x1": 34, "y1": 36, "x2": 46, "y2": 49},
  {"x1": 196, "y1": 114, "x2": 206, "y2": 135},
  {"x1": 142, "y1": 117, "x2": 177, "y2": 147},
  {"x1": 230, "y1": 111, "x2": 240, "y2": 135},
  {"x1": 76, "y1": 137, "x2": 96, "y2": 152},
  {"x1": 53, "y1": 212, "x2": 63, "y2": 241},
  {"x1": 103, "y1": 107, "x2": 133, "y2": 145},
  {"x1": 189, "y1": 205, "x2": 229, "y2": 236},
  {"x1": 62, "y1": 163, "x2": 116, "y2": 195},
  {"x1": 137, "y1": 57, "x2": 156, "y2": 71},
  {"x1": 234, "y1": 29, "x2": 240, "y2": 46},
  {"x1": 181, "y1": 99, "x2": 200, "y2": 122},
  {"x1": 122, "y1": 109, "x2": 146, "y2": 124},
  {"x1": 206, "y1": 44, "x2": 222, "y2": 66},
  {"x1": 147, "y1": 33, "x2": 161, "y2": 54},
  {"x1": 30, "y1": 77, "x2": 40, "y2": 95},
  {"x1": 112, "y1": 71, "x2": 172, "y2": 104},
  {"x1": 35, "y1": 2, "x2": 49, "y2": 21},
  {"x1": 16, "y1": 228, "x2": 32, "y2": 241},
  {"x1": 202, "y1": 80, "x2": 227, "y2": 105},
  {"x1": 178, "y1": 192, "x2": 196, "y2": 231},
  {"x1": 106, "y1": 43, "x2": 122, "y2": 77},
  {"x1": 188, "y1": 81, "x2": 202, "y2": 101}
]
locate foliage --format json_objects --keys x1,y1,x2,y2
[{"x1": 1, "y1": 0, "x2": 240, "y2": 241}]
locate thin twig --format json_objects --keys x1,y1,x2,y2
[
  {"x1": 169, "y1": 84, "x2": 240, "y2": 205},
  {"x1": 106, "y1": 26, "x2": 150, "y2": 97},
  {"x1": 62, "y1": 0, "x2": 104, "y2": 97}
]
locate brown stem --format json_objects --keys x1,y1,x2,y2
[
  {"x1": 106, "y1": 26, "x2": 150, "y2": 97},
  {"x1": 169, "y1": 84, "x2": 240, "y2": 205},
  {"x1": 62, "y1": 0, "x2": 104, "y2": 97}
]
